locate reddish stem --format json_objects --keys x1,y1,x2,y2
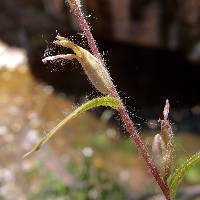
[
  {"x1": 119, "y1": 111, "x2": 170, "y2": 198},
  {"x1": 70, "y1": 0, "x2": 102, "y2": 61},
  {"x1": 68, "y1": 1, "x2": 171, "y2": 199},
  {"x1": 112, "y1": 90, "x2": 170, "y2": 200}
]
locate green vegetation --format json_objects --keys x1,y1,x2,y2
[{"x1": 30, "y1": 155, "x2": 127, "y2": 200}]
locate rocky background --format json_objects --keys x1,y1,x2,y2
[
  {"x1": 1, "y1": 0, "x2": 200, "y2": 60},
  {"x1": 0, "y1": 0, "x2": 199, "y2": 126},
  {"x1": 86, "y1": 0, "x2": 200, "y2": 61}
]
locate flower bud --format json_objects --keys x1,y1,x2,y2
[
  {"x1": 160, "y1": 100, "x2": 174, "y2": 180},
  {"x1": 53, "y1": 36, "x2": 114, "y2": 95},
  {"x1": 161, "y1": 99, "x2": 173, "y2": 144},
  {"x1": 152, "y1": 134, "x2": 166, "y2": 176}
]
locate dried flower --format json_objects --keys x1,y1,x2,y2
[
  {"x1": 161, "y1": 100, "x2": 174, "y2": 181},
  {"x1": 152, "y1": 100, "x2": 174, "y2": 181},
  {"x1": 43, "y1": 36, "x2": 114, "y2": 95}
]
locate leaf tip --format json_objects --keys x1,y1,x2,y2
[{"x1": 22, "y1": 141, "x2": 43, "y2": 159}]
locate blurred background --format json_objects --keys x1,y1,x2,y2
[{"x1": 0, "y1": 0, "x2": 199, "y2": 199}]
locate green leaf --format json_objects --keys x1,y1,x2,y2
[
  {"x1": 23, "y1": 96, "x2": 122, "y2": 158},
  {"x1": 168, "y1": 152, "x2": 200, "y2": 198}
]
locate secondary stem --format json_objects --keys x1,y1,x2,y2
[{"x1": 69, "y1": 0, "x2": 171, "y2": 199}]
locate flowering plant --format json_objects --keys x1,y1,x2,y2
[{"x1": 24, "y1": 1, "x2": 200, "y2": 199}]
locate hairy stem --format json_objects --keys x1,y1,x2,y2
[
  {"x1": 69, "y1": 0, "x2": 171, "y2": 199},
  {"x1": 70, "y1": 0, "x2": 102, "y2": 61},
  {"x1": 112, "y1": 90, "x2": 170, "y2": 200}
]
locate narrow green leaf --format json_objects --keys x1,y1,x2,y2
[
  {"x1": 23, "y1": 96, "x2": 122, "y2": 158},
  {"x1": 168, "y1": 152, "x2": 200, "y2": 198}
]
